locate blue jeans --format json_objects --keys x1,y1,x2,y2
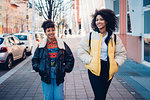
[{"x1": 41, "y1": 67, "x2": 64, "y2": 100}]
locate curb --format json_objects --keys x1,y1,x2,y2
[{"x1": 0, "y1": 56, "x2": 32, "y2": 84}]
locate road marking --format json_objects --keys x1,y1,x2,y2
[{"x1": 0, "y1": 56, "x2": 32, "y2": 84}]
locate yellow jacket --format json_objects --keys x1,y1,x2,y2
[{"x1": 78, "y1": 31, "x2": 127, "y2": 80}]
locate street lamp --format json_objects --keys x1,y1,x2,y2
[{"x1": 32, "y1": 0, "x2": 35, "y2": 56}]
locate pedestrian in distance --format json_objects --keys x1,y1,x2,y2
[
  {"x1": 32, "y1": 19, "x2": 74, "y2": 100},
  {"x1": 78, "y1": 9, "x2": 127, "y2": 100},
  {"x1": 64, "y1": 29, "x2": 67, "y2": 35},
  {"x1": 68, "y1": 28, "x2": 72, "y2": 35}
]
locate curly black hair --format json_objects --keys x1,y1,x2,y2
[
  {"x1": 91, "y1": 9, "x2": 118, "y2": 32},
  {"x1": 41, "y1": 19, "x2": 55, "y2": 32}
]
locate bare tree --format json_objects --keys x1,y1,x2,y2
[
  {"x1": 36, "y1": 0, "x2": 72, "y2": 37},
  {"x1": 36, "y1": 0, "x2": 63, "y2": 21}
]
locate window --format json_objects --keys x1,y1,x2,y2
[
  {"x1": 143, "y1": 0, "x2": 150, "y2": 63},
  {"x1": 113, "y1": 0, "x2": 120, "y2": 32},
  {"x1": 5, "y1": 38, "x2": 10, "y2": 46},
  {"x1": 113, "y1": 0, "x2": 119, "y2": 15},
  {"x1": 127, "y1": 14, "x2": 132, "y2": 33},
  {"x1": 8, "y1": 37, "x2": 15, "y2": 45},
  {"x1": 144, "y1": 38, "x2": 150, "y2": 62},
  {"x1": 116, "y1": 16, "x2": 120, "y2": 32},
  {"x1": 144, "y1": 10, "x2": 150, "y2": 34},
  {"x1": 143, "y1": 0, "x2": 150, "y2": 6},
  {"x1": 0, "y1": 38, "x2": 4, "y2": 44},
  {"x1": 13, "y1": 37, "x2": 21, "y2": 44},
  {"x1": 127, "y1": 0, "x2": 132, "y2": 33},
  {"x1": 14, "y1": 35, "x2": 27, "y2": 40}
]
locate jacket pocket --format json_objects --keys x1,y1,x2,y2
[
  {"x1": 109, "y1": 59, "x2": 118, "y2": 77},
  {"x1": 85, "y1": 56, "x2": 100, "y2": 76}
]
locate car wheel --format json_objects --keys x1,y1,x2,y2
[
  {"x1": 27, "y1": 50, "x2": 32, "y2": 56},
  {"x1": 22, "y1": 51, "x2": 26, "y2": 60},
  {"x1": 29, "y1": 47, "x2": 32, "y2": 55},
  {"x1": 28, "y1": 51, "x2": 32, "y2": 55},
  {"x1": 6, "y1": 55, "x2": 13, "y2": 69}
]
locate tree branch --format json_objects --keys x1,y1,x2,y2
[
  {"x1": 45, "y1": 0, "x2": 49, "y2": 13},
  {"x1": 38, "y1": 0, "x2": 48, "y2": 18}
]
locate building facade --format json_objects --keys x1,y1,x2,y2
[
  {"x1": 79, "y1": 0, "x2": 150, "y2": 67},
  {"x1": 106, "y1": 0, "x2": 150, "y2": 67},
  {"x1": 0, "y1": 0, "x2": 43, "y2": 34},
  {"x1": 0, "y1": 0, "x2": 28, "y2": 34},
  {"x1": 79, "y1": 0, "x2": 105, "y2": 35}
]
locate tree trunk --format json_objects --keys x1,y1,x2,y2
[{"x1": 48, "y1": 0, "x2": 52, "y2": 20}]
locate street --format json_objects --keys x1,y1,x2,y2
[
  {"x1": 0, "y1": 56, "x2": 31, "y2": 77},
  {"x1": 0, "y1": 36, "x2": 142, "y2": 100},
  {"x1": 0, "y1": 0, "x2": 150, "y2": 99}
]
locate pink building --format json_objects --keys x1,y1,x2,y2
[{"x1": 105, "y1": 0, "x2": 150, "y2": 66}]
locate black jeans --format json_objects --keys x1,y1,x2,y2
[{"x1": 88, "y1": 60, "x2": 112, "y2": 100}]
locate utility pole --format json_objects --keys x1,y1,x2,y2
[
  {"x1": 32, "y1": 0, "x2": 35, "y2": 56},
  {"x1": 26, "y1": 1, "x2": 29, "y2": 31}
]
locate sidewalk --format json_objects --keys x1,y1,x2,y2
[
  {"x1": 116, "y1": 58, "x2": 150, "y2": 100},
  {"x1": 0, "y1": 37, "x2": 145, "y2": 100}
]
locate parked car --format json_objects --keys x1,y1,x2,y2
[
  {"x1": 144, "y1": 38, "x2": 150, "y2": 44},
  {"x1": 14, "y1": 33, "x2": 32, "y2": 55},
  {"x1": 0, "y1": 35, "x2": 26, "y2": 69},
  {"x1": 35, "y1": 33, "x2": 42, "y2": 44}
]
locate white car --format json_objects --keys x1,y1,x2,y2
[
  {"x1": 0, "y1": 35, "x2": 26, "y2": 69},
  {"x1": 14, "y1": 33, "x2": 32, "y2": 55},
  {"x1": 144, "y1": 38, "x2": 150, "y2": 44}
]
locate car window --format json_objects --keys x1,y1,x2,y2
[
  {"x1": 8, "y1": 37, "x2": 15, "y2": 45},
  {"x1": 0, "y1": 38, "x2": 4, "y2": 44},
  {"x1": 5, "y1": 38, "x2": 10, "y2": 46},
  {"x1": 15, "y1": 35, "x2": 27, "y2": 40},
  {"x1": 13, "y1": 37, "x2": 21, "y2": 44}
]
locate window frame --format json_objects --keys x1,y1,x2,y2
[
  {"x1": 113, "y1": 0, "x2": 120, "y2": 34},
  {"x1": 126, "y1": 0, "x2": 132, "y2": 35},
  {"x1": 142, "y1": 2, "x2": 150, "y2": 66}
]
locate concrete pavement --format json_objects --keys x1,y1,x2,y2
[
  {"x1": 116, "y1": 58, "x2": 150, "y2": 100},
  {"x1": 0, "y1": 36, "x2": 146, "y2": 100}
]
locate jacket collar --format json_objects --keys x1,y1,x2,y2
[{"x1": 39, "y1": 36, "x2": 65, "y2": 49}]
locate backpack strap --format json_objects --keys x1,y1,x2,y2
[
  {"x1": 89, "y1": 32, "x2": 92, "y2": 50},
  {"x1": 89, "y1": 33, "x2": 116, "y2": 49},
  {"x1": 114, "y1": 34, "x2": 116, "y2": 45}
]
